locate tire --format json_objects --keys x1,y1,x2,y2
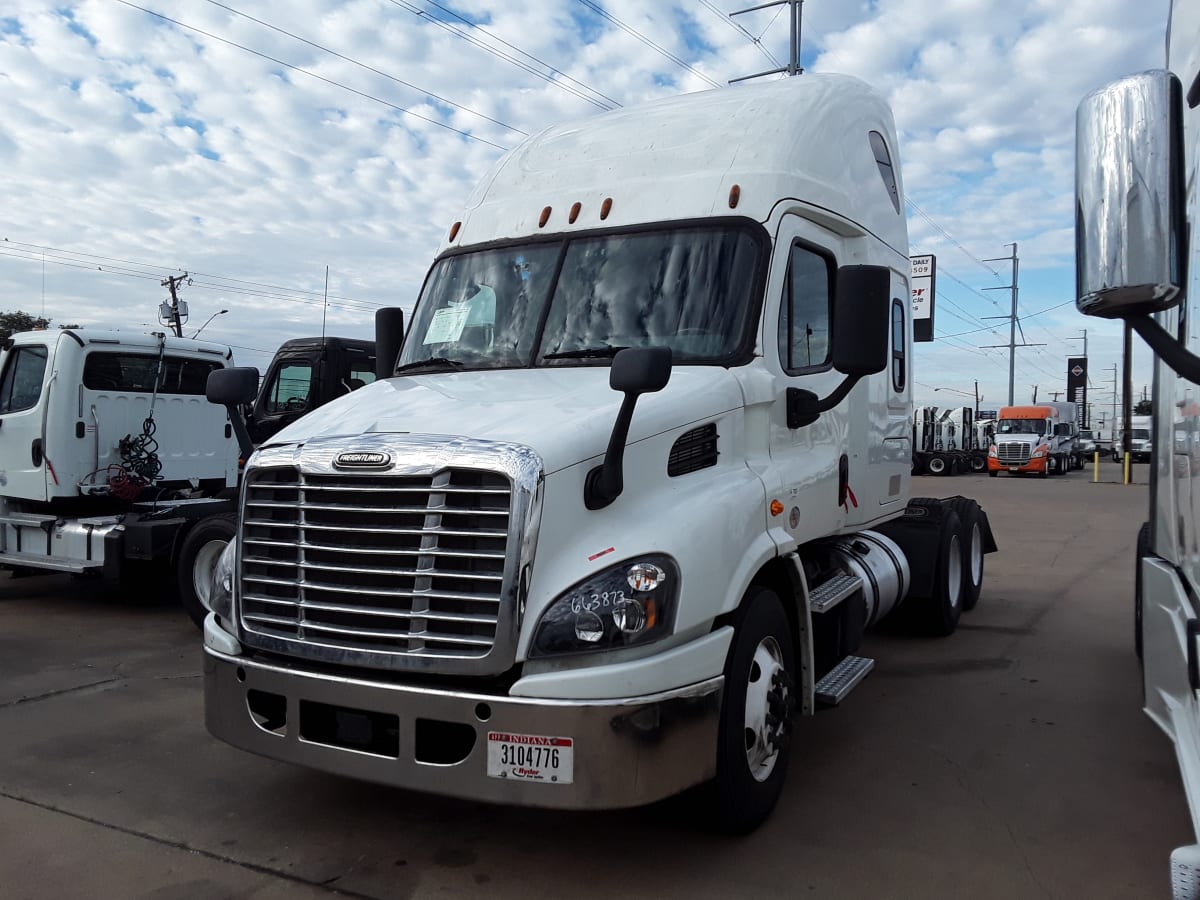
[
  {"x1": 912, "y1": 457, "x2": 923, "y2": 476},
  {"x1": 970, "y1": 455, "x2": 986, "y2": 473},
  {"x1": 1135, "y1": 521, "x2": 1150, "y2": 662},
  {"x1": 178, "y1": 513, "x2": 238, "y2": 629},
  {"x1": 927, "y1": 454, "x2": 947, "y2": 476},
  {"x1": 921, "y1": 508, "x2": 965, "y2": 636},
  {"x1": 710, "y1": 586, "x2": 796, "y2": 834},
  {"x1": 945, "y1": 498, "x2": 984, "y2": 611}
]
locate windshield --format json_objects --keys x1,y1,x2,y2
[
  {"x1": 997, "y1": 418, "x2": 1045, "y2": 435},
  {"x1": 397, "y1": 225, "x2": 764, "y2": 371},
  {"x1": 1131, "y1": 429, "x2": 1151, "y2": 440}
]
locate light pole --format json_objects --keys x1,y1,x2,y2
[
  {"x1": 192, "y1": 309, "x2": 228, "y2": 338},
  {"x1": 933, "y1": 382, "x2": 981, "y2": 418}
]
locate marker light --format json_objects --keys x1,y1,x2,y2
[
  {"x1": 569, "y1": 202, "x2": 582, "y2": 224},
  {"x1": 728, "y1": 184, "x2": 741, "y2": 209},
  {"x1": 770, "y1": 499, "x2": 784, "y2": 517},
  {"x1": 539, "y1": 206, "x2": 552, "y2": 228},
  {"x1": 600, "y1": 197, "x2": 613, "y2": 220},
  {"x1": 448, "y1": 221, "x2": 461, "y2": 241}
]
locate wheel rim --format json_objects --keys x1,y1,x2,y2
[
  {"x1": 946, "y1": 534, "x2": 962, "y2": 609},
  {"x1": 929, "y1": 458, "x2": 944, "y2": 474},
  {"x1": 192, "y1": 539, "x2": 229, "y2": 611},
  {"x1": 969, "y1": 522, "x2": 983, "y2": 586},
  {"x1": 743, "y1": 636, "x2": 788, "y2": 783}
]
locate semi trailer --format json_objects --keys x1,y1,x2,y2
[{"x1": 200, "y1": 73, "x2": 997, "y2": 831}]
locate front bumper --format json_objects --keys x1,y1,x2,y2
[
  {"x1": 205, "y1": 644, "x2": 724, "y2": 810},
  {"x1": 987, "y1": 455, "x2": 1047, "y2": 474}
]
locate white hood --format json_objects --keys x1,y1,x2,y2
[{"x1": 263, "y1": 366, "x2": 744, "y2": 474}]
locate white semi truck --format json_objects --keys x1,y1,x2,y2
[
  {"x1": 1075, "y1": 1, "x2": 1200, "y2": 892},
  {"x1": 201, "y1": 74, "x2": 998, "y2": 831}
]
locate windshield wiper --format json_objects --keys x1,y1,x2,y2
[
  {"x1": 542, "y1": 345, "x2": 628, "y2": 360},
  {"x1": 394, "y1": 357, "x2": 465, "y2": 374}
]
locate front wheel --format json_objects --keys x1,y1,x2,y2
[
  {"x1": 178, "y1": 514, "x2": 237, "y2": 628},
  {"x1": 927, "y1": 454, "x2": 947, "y2": 476},
  {"x1": 710, "y1": 586, "x2": 796, "y2": 834}
]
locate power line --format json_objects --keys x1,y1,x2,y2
[
  {"x1": 905, "y1": 197, "x2": 1002, "y2": 280},
  {"x1": 112, "y1": 0, "x2": 511, "y2": 151},
  {"x1": 575, "y1": 0, "x2": 722, "y2": 88},
  {"x1": 202, "y1": 0, "x2": 526, "y2": 136},
  {"x1": 413, "y1": 0, "x2": 622, "y2": 109},
  {"x1": 383, "y1": 0, "x2": 616, "y2": 111},
  {"x1": 697, "y1": 0, "x2": 784, "y2": 69}
]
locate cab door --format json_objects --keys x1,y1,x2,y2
[
  {"x1": 0, "y1": 340, "x2": 52, "y2": 501},
  {"x1": 248, "y1": 353, "x2": 317, "y2": 444},
  {"x1": 766, "y1": 216, "x2": 847, "y2": 544}
]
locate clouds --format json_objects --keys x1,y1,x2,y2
[{"x1": 0, "y1": 0, "x2": 1169, "y2": 404}]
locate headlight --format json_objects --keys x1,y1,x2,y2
[
  {"x1": 1032, "y1": 445, "x2": 1048, "y2": 458},
  {"x1": 210, "y1": 540, "x2": 236, "y2": 621},
  {"x1": 987, "y1": 445, "x2": 997, "y2": 457},
  {"x1": 530, "y1": 555, "x2": 679, "y2": 658}
]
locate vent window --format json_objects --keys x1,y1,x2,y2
[{"x1": 668, "y1": 423, "x2": 719, "y2": 476}]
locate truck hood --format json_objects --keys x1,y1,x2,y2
[{"x1": 262, "y1": 366, "x2": 744, "y2": 474}]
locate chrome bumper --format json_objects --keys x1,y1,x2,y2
[{"x1": 204, "y1": 647, "x2": 723, "y2": 810}]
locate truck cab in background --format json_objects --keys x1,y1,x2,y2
[
  {"x1": 1113, "y1": 415, "x2": 1153, "y2": 464},
  {"x1": 248, "y1": 337, "x2": 376, "y2": 445},
  {"x1": 987, "y1": 404, "x2": 1074, "y2": 477},
  {"x1": 1074, "y1": 2, "x2": 1200, "y2": 892}
]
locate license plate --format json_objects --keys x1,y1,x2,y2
[
  {"x1": 487, "y1": 731, "x2": 574, "y2": 784},
  {"x1": 1009, "y1": 466, "x2": 1019, "y2": 471}
]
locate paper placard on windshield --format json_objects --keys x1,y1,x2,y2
[{"x1": 423, "y1": 305, "x2": 471, "y2": 344}]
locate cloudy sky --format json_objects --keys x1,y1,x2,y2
[{"x1": 0, "y1": 0, "x2": 1171, "y2": 430}]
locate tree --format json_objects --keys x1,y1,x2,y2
[
  {"x1": 0, "y1": 310, "x2": 50, "y2": 342},
  {"x1": 1134, "y1": 399, "x2": 1153, "y2": 416}
]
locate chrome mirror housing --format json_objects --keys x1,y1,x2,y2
[{"x1": 1075, "y1": 70, "x2": 1185, "y2": 318}]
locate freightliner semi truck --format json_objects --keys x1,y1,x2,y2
[
  {"x1": 200, "y1": 74, "x2": 998, "y2": 831},
  {"x1": 1075, "y1": 1, "x2": 1200, "y2": 891}
]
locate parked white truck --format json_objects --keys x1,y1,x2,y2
[
  {"x1": 0, "y1": 329, "x2": 243, "y2": 612},
  {"x1": 1113, "y1": 414, "x2": 1153, "y2": 464},
  {"x1": 201, "y1": 74, "x2": 997, "y2": 831},
  {"x1": 1075, "y1": 1, "x2": 1200, "y2": 891}
]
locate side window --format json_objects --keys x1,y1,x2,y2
[
  {"x1": 0, "y1": 346, "x2": 49, "y2": 413},
  {"x1": 891, "y1": 299, "x2": 906, "y2": 391},
  {"x1": 346, "y1": 351, "x2": 377, "y2": 392},
  {"x1": 777, "y1": 243, "x2": 832, "y2": 373},
  {"x1": 266, "y1": 362, "x2": 314, "y2": 413}
]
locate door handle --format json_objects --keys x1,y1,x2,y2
[{"x1": 31, "y1": 437, "x2": 43, "y2": 467}]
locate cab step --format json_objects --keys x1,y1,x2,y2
[
  {"x1": 809, "y1": 573, "x2": 863, "y2": 614},
  {"x1": 815, "y1": 655, "x2": 875, "y2": 707}
]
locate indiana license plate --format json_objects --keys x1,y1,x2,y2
[{"x1": 486, "y1": 731, "x2": 574, "y2": 784}]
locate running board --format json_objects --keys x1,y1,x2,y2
[
  {"x1": 815, "y1": 655, "x2": 875, "y2": 707},
  {"x1": 809, "y1": 573, "x2": 863, "y2": 614}
]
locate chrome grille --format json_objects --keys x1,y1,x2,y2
[
  {"x1": 239, "y1": 466, "x2": 512, "y2": 669},
  {"x1": 996, "y1": 442, "x2": 1031, "y2": 464}
]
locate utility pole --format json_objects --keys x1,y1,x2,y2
[
  {"x1": 1050, "y1": 391, "x2": 1062, "y2": 401},
  {"x1": 161, "y1": 273, "x2": 188, "y2": 338},
  {"x1": 729, "y1": 0, "x2": 804, "y2": 82},
  {"x1": 1109, "y1": 363, "x2": 1119, "y2": 443},
  {"x1": 980, "y1": 243, "x2": 1044, "y2": 405},
  {"x1": 1032, "y1": 385, "x2": 1038, "y2": 403}
]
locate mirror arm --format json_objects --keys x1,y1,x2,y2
[
  {"x1": 225, "y1": 405, "x2": 255, "y2": 459},
  {"x1": 815, "y1": 374, "x2": 861, "y2": 414},
  {"x1": 1128, "y1": 313, "x2": 1200, "y2": 385},
  {"x1": 584, "y1": 393, "x2": 638, "y2": 511}
]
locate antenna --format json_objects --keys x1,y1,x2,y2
[{"x1": 321, "y1": 265, "x2": 329, "y2": 343}]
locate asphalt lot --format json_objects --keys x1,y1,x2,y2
[{"x1": 0, "y1": 466, "x2": 1189, "y2": 899}]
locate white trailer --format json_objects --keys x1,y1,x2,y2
[
  {"x1": 201, "y1": 74, "x2": 998, "y2": 831},
  {"x1": 1075, "y1": 3, "x2": 1200, "y2": 891}
]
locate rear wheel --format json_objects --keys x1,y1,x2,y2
[
  {"x1": 710, "y1": 586, "x2": 795, "y2": 834},
  {"x1": 922, "y1": 509, "x2": 965, "y2": 636},
  {"x1": 945, "y1": 498, "x2": 985, "y2": 611},
  {"x1": 178, "y1": 514, "x2": 237, "y2": 629},
  {"x1": 927, "y1": 454, "x2": 947, "y2": 476},
  {"x1": 969, "y1": 455, "x2": 986, "y2": 473}
]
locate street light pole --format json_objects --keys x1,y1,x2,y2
[{"x1": 192, "y1": 309, "x2": 228, "y2": 339}]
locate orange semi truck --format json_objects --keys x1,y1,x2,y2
[{"x1": 987, "y1": 404, "x2": 1076, "y2": 477}]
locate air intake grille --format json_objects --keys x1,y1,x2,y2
[
  {"x1": 668, "y1": 423, "x2": 719, "y2": 477},
  {"x1": 996, "y1": 442, "x2": 1031, "y2": 465},
  {"x1": 238, "y1": 466, "x2": 511, "y2": 669}
]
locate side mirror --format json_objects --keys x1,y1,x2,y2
[
  {"x1": 585, "y1": 347, "x2": 673, "y2": 510},
  {"x1": 207, "y1": 366, "x2": 260, "y2": 458},
  {"x1": 1076, "y1": 70, "x2": 1185, "y2": 317},
  {"x1": 375, "y1": 307, "x2": 406, "y2": 380},
  {"x1": 207, "y1": 367, "x2": 259, "y2": 405},
  {"x1": 832, "y1": 265, "x2": 891, "y2": 376},
  {"x1": 786, "y1": 265, "x2": 891, "y2": 429}
]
